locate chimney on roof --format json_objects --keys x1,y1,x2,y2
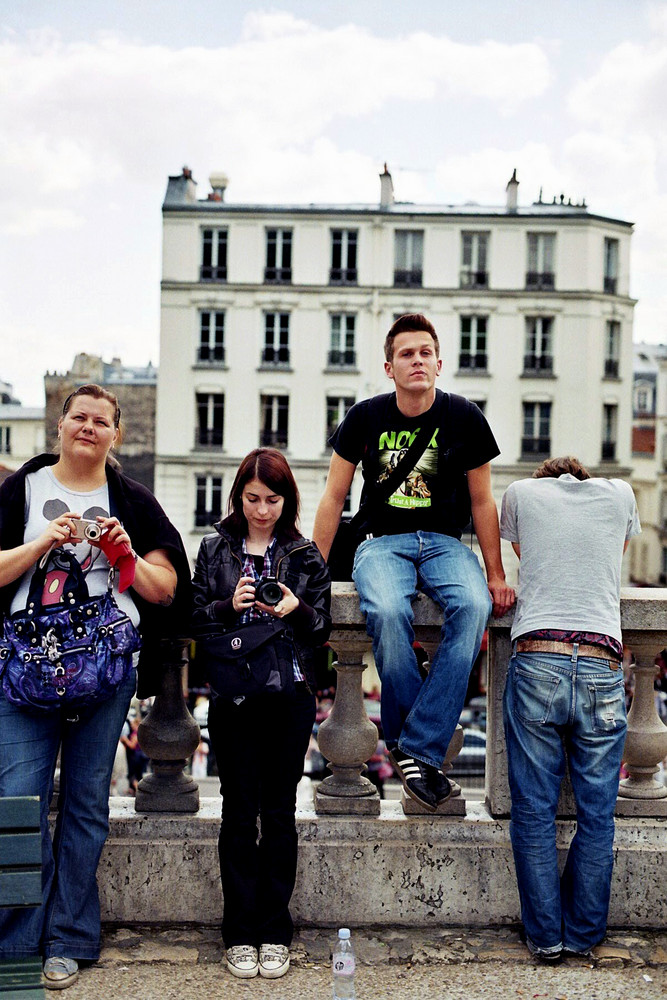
[
  {"x1": 163, "y1": 166, "x2": 198, "y2": 206},
  {"x1": 208, "y1": 172, "x2": 229, "y2": 202},
  {"x1": 506, "y1": 168, "x2": 519, "y2": 212},
  {"x1": 380, "y1": 163, "x2": 394, "y2": 208}
]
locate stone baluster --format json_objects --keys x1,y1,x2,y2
[
  {"x1": 617, "y1": 629, "x2": 667, "y2": 816},
  {"x1": 136, "y1": 638, "x2": 201, "y2": 813},
  {"x1": 315, "y1": 630, "x2": 380, "y2": 815}
]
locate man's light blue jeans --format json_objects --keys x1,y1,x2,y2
[
  {"x1": 352, "y1": 531, "x2": 491, "y2": 769},
  {"x1": 503, "y1": 648, "x2": 627, "y2": 955},
  {"x1": 0, "y1": 668, "x2": 136, "y2": 960}
]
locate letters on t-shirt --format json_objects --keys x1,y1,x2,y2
[{"x1": 376, "y1": 426, "x2": 439, "y2": 510}]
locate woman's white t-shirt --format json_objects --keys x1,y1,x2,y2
[{"x1": 10, "y1": 466, "x2": 139, "y2": 627}]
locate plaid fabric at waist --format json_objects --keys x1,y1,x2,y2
[{"x1": 518, "y1": 629, "x2": 623, "y2": 661}]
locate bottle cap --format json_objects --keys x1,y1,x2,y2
[{"x1": 338, "y1": 928, "x2": 350, "y2": 939}]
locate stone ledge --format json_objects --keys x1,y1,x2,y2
[
  {"x1": 98, "y1": 798, "x2": 667, "y2": 928},
  {"x1": 98, "y1": 925, "x2": 667, "y2": 969}
]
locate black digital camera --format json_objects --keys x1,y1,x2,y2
[{"x1": 255, "y1": 577, "x2": 282, "y2": 606}]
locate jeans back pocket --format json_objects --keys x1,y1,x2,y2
[{"x1": 513, "y1": 661, "x2": 561, "y2": 725}]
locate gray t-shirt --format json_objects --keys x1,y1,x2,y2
[
  {"x1": 11, "y1": 466, "x2": 139, "y2": 626},
  {"x1": 500, "y1": 474, "x2": 641, "y2": 643}
]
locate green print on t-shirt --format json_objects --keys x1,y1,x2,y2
[{"x1": 376, "y1": 427, "x2": 439, "y2": 510}]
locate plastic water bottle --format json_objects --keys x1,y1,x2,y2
[{"x1": 332, "y1": 927, "x2": 356, "y2": 999}]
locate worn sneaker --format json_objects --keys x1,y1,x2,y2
[
  {"x1": 226, "y1": 945, "x2": 259, "y2": 978},
  {"x1": 43, "y1": 957, "x2": 79, "y2": 990},
  {"x1": 388, "y1": 750, "x2": 438, "y2": 811},
  {"x1": 259, "y1": 943, "x2": 290, "y2": 978}
]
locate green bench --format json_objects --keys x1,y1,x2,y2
[{"x1": 0, "y1": 796, "x2": 45, "y2": 997}]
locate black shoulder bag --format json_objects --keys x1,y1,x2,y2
[
  {"x1": 192, "y1": 616, "x2": 295, "y2": 699},
  {"x1": 327, "y1": 401, "x2": 441, "y2": 581}
]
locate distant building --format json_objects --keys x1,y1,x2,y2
[
  {"x1": 44, "y1": 354, "x2": 157, "y2": 490},
  {"x1": 0, "y1": 383, "x2": 45, "y2": 481},
  {"x1": 156, "y1": 164, "x2": 636, "y2": 567},
  {"x1": 630, "y1": 342, "x2": 667, "y2": 585}
]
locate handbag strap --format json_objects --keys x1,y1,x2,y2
[
  {"x1": 25, "y1": 548, "x2": 91, "y2": 615},
  {"x1": 362, "y1": 393, "x2": 443, "y2": 509}
]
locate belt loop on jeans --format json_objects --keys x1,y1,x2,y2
[{"x1": 571, "y1": 641, "x2": 579, "y2": 664}]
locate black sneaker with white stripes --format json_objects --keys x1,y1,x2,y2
[
  {"x1": 427, "y1": 767, "x2": 452, "y2": 806},
  {"x1": 387, "y1": 749, "x2": 438, "y2": 812}
]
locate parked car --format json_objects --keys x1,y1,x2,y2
[{"x1": 449, "y1": 728, "x2": 487, "y2": 781}]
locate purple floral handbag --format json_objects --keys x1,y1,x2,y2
[{"x1": 0, "y1": 550, "x2": 141, "y2": 712}]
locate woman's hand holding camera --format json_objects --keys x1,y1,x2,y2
[
  {"x1": 233, "y1": 576, "x2": 257, "y2": 613},
  {"x1": 38, "y1": 513, "x2": 84, "y2": 552}
]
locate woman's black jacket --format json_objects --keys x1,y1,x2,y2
[{"x1": 191, "y1": 517, "x2": 331, "y2": 691}]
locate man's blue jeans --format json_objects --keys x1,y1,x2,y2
[
  {"x1": 0, "y1": 668, "x2": 136, "y2": 960},
  {"x1": 503, "y1": 648, "x2": 627, "y2": 955},
  {"x1": 352, "y1": 531, "x2": 491, "y2": 769}
]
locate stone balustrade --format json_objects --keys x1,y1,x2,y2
[
  {"x1": 137, "y1": 586, "x2": 667, "y2": 819},
  {"x1": 114, "y1": 584, "x2": 667, "y2": 928}
]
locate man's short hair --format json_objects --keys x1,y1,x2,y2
[
  {"x1": 384, "y1": 314, "x2": 439, "y2": 362},
  {"x1": 532, "y1": 456, "x2": 591, "y2": 481}
]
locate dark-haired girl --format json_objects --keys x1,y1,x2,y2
[{"x1": 192, "y1": 448, "x2": 331, "y2": 980}]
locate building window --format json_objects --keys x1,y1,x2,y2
[
  {"x1": 526, "y1": 233, "x2": 555, "y2": 289},
  {"x1": 635, "y1": 385, "x2": 651, "y2": 414},
  {"x1": 195, "y1": 474, "x2": 223, "y2": 528},
  {"x1": 265, "y1": 229, "x2": 292, "y2": 283},
  {"x1": 604, "y1": 238, "x2": 619, "y2": 294},
  {"x1": 522, "y1": 401, "x2": 551, "y2": 459},
  {"x1": 459, "y1": 316, "x2": 488, "y2": 371},
  {"x1": 328, "y1": 314, "x2": 356, "y2": 368},
  {"x1": 0, "y1": 426, "x2": 10, "y2": 454},
  {"x1": 260, "y1": 394, "x2": 289, "y2": 449},
  {"x1": 197, "y1": 311, "x2": 225, "y2": 364},
  {"x1": 460, "y1": 232, "x2": 489, "y2": 288},
  {"x1": 326, "y1": 396, "x2": 355, "y2": 447},
  {"x1": 602, "y1": 404, "x2": 617, "y2": 462},
  {"x1": 262, "y1": 313, "x2": 290, "y2": 366},
  {"x1": 394, "y1": 230, "x2": 423, "y2": 287},
  {"x1": 200, "y1": 228, "x2": 227, "y2": 281},
  {"x1": 604, "y1": 320, "x2": 620, "y2": 378},
  {"x1": 330, "y1": 230, "x2": 358, "y2": 284},
  {"x1": 195, "y1": 392, "x2": 224, "y2": 448},
  {"x1": 524, "y1": 317, "x2": 554, "y2": 375}
]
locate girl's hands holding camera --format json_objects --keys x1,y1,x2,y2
[{"x1": 232, "y1": 577, "x2": 298, "y2": 618}]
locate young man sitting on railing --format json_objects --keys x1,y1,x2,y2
[{"x1": 313, "y1": 313, "x2": 515, "y2": 812}]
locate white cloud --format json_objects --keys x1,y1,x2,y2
[{"x1": 568, "y1": 37, "x2": 667, "y2": 143}]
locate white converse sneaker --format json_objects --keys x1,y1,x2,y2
[
  {"x1": 259, "y1": 943, "x2": 290, "y2": 978},
  {"x1": 226, "y1": 944, "x2": 259, "y2": 978},
  {"x1": 43, "y1": 957, "x2": 79, "y2": 990}
]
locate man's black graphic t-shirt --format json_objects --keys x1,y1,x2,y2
[{"x1": 330, "y1": 389, "x2": 499, "y2": 539}]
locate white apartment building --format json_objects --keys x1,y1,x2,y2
[
  {"x1": 156, "y1": 166, "x2": 635, "y2": 566},
  {"x1": 0, "y1": 381, "x2": 45, "y2": 475}
]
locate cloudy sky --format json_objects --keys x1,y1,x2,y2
[{"x1": 2, "y1": 0, "x2": 666, "y2": 405}]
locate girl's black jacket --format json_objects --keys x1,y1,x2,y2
[{"x1": 192, "y1": 516, "x2": 332, "y2": 691}]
